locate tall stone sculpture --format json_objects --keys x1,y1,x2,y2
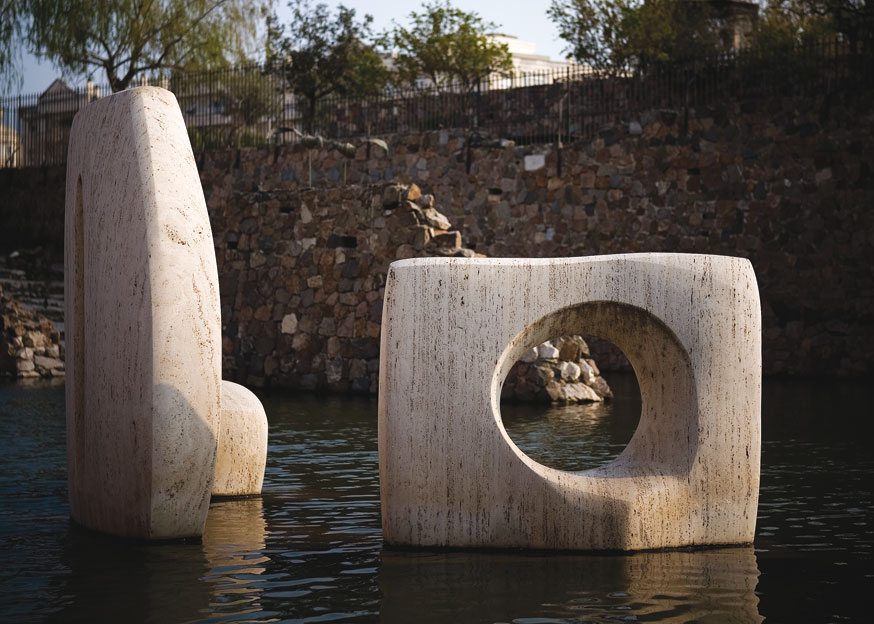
[
  {"x1": 65, "y1": 87, "x2": 266, "y2": 540},
  {"x1": 378, "y1": 254, "x2": 761, "y2": 551}
]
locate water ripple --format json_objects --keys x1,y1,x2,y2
[{"x1": 0, "y1": 379, "x2": 872, "y2": 622}]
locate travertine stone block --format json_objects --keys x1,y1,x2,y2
[
  {"x1": 213, "y1": 381, "x2": 268, "y2": 496},
  {"x1": 378, "y1": 254, "x2": 761, "y2": 551},
  {"x1": 65, "y1": 87, "x2": 223, "y2": 539}
]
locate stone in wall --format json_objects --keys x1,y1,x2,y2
[
  {"x1": 0, "y1": 283, "x2": 64, "y2": 378},
  {"x1": 502, "y1": 336, "x2": 613, "y2": 403}
]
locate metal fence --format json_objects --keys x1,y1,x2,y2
[{"x1": 1, "y1": 39, "x2": 870, "y2": 169}]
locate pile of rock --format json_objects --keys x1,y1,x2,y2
[
  {"x1": 381, "y1": 182, "x2": 481, "y2": 258},
  {"x1": 502, "y1": 335, "x2": 612, "y2": 403},
  {"x1": 0, "y1": 283, "x2": 64, "y2": 378}
]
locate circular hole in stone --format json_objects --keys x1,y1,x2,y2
[{"x1": 499, "y1": 334, "x2": 641, "y2": 472}]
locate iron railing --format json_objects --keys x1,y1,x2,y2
[{"x1": 1, "y1": 39, "x2": 870, "y2": 169}]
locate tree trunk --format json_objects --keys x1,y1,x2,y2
[{"x1": 106, "y1": 65, "x2": 129, "y2": 93}]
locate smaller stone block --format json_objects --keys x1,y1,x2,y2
[
  {"x1": 213, "y1": 381, "x2": 268, "y2": 497},
  {"x1": 557, "y1": 361, "x2": 581, "y2": 382},
  {"x1": 577, "y1": 359, "x2": 597, "y2": 384},
  {"x1": 281, "y1": 313, "x2": 298, "y2": 335},
  {"x1": 537, "y1": 341, "x2": 559, "y2": 360},
  {"x1": 524, "y1": 154, "x2": 545, "y2": 171},
  {"x1": 421, "y1": 208, "x2": 451, "y2": 230},
  {"x1": 519, "y1": 347, "x2": 538, "y2": 363}
]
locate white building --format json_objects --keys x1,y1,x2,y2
[
  {"x1": 491, "y1": 35, "x2": 576, "y2": 74},
  {"x1": 487, "y1": 35, "x2": 581, "y2": 89},
  {"x1": 384, "y1": 34, "x2": 580, "y2": 91},
  {"x1": 0, "y1": 109, "x2": 20, "y2": 168}
]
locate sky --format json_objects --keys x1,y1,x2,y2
[{"x1": 15, "y1": 1, "x2": 569, "y2": 95}]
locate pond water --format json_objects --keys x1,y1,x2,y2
[{"x1": 0, "y1": 375, "x2": 871, "y2": 623}]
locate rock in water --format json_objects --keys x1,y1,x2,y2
[{"x1": 0, "y1": 283, "x2": 64, "y2": 378}]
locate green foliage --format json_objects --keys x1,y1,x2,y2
[
  {"x1": 379, "y1": 1, "x2": 513, "y2": 91},
  {"x1": 236, "y1": 127, "x2": 271, "y2": 148},
  {"x1": 0, "y1": 0, "x2": 27, "y2": 89},
  {"x1": 345, "y1": 49, "x2": 394, "y2": 99},
  {"x1": 739, "y1": 1, "x2": 873, "y2": 83},
  {"x1": 214, "y1": 68, "x2": 281, "y2": 147},
  {"x1": 188, "y1": 126, "x2": 225, "y2": 151},
  {"x1": 189, "y1": 124, "x2": 268, "y2": 150},
  {"x1": 266, "y1": 0, "x2": 389, "y2": 131},
  {"x1": 547, "y1": 0, "x2": 722, "y2": 72},
  {"x1": 746, "y1": 3, "x2": 828, "y2": 77},
  {"x1": 547, "y1": 0, "x2": 623, "y2": 70},
  {"x1": 760, "y1": 1, "x2": 873, "y2": 51},
  {"x1": 26, "y1": 0, "x2": 269, "y2": 92},
  {"x1": 549, "y1": 0, "x2": 873, "y2": 76}
]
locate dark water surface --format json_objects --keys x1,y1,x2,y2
[{"x1": 0, "y1": 375, "x2": 871, "y2": 623}]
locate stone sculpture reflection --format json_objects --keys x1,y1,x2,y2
[
  {"x1": 202, "y1": 497, "x2": 269, "y2": 607},
  {"x1": 378, "y1": 254, "x2": 761, "y2": 551},
  {"x1": 379, "y1": 546, "x2": 762, "y2": 623},
  {"x1": 64, "y1": 87, "x2": 267, "y2": 540}
]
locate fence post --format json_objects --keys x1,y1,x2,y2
[
  {"x1": 565, "y1": 66, "x2": 571, "y2": 144},
  {"x1": 475, "y1": 76, "x2": 481, "y2": 130}
]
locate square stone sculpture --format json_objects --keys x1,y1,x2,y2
[{"x1": 378, "y1": 254, "x2": 761, "y2": 551}]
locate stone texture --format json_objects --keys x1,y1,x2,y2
[
  {"x1": 64, "y1": 87, "x2": 267, "y2": 541},
  {"x1": 421, "y1": 207, "x2": 451, "y2": 230},
  {"x1": 537, "y1": 342, "x2": 560, "y2": 360},
  {"x1": 557, "y1": 336, "x2": 590, "y2": 361},
  {"x1": 557, "y1": 361, "x2": 581, "y2": 382},
  {"x1": 65, "y1": 87, "x2": 222, "y2": 540},
  {"x1": 213, "y1": 380, "x2": 268, "y2": 497},
  {"x1": 524, "y1": 154, "x2": 545, "y2": 171},
  {"x1": 1, "y1": 283, "x2": 64, "y2": 378},
  {"x1": 553, "y1": 382, "x2": 600, "y2": 402},
  {"x1": 577, "y1": 359, "x2": 597, "y2": 385},
  {"x1": 588, "y1": 375, "x2": 614, "y2": 400},
  {"x1": 379, "y1": 253, "x2": 762, "y2": 551},
  {"x1": 519, "y1": 347, "x2": 538, "y2": 363},
  {"x1": 209, "y1": 180, "x2": 480, "y2": 392},
  {"x1": 281, "y1": 313, "x2": 298, "y2": 335}
]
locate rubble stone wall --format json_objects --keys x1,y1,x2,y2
[
  {"x1": 2, "y1": 91, "x2": 871, "y2": 388},
  {"x1": 0, "y1": 166, "x2": 66, "y2": 255},
  {"x1": 1, "y1": 284, "x2": 64, "y2": 378},
  {"x1": 201, "y1": 92, "x2": 872, "y2": 386}
]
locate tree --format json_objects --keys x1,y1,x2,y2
[
  {"x1": 380, "y1": 1, "x2": 513, "y2": 91},
  {"x1": 266, "y1": 2, "x2": 387, "y2": 117},
  {"x1": 214, "y1": 68, "x2": 282, "y2": 147},
  {"x1": 547, "y1": 0, "x2": 723, "y2": 72},
  {"x1": 266, "y1": 0, "x2": 388, "y2": 132},
  {"x1": 26, "y1": 0, "x2": 268, "y2": 92},
  {"x1": 759, "y1": 0, "x2": 873, "y2": 52},
  {"x1": 0, "y1": 0, "x2": 27, "y2": 89}
]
